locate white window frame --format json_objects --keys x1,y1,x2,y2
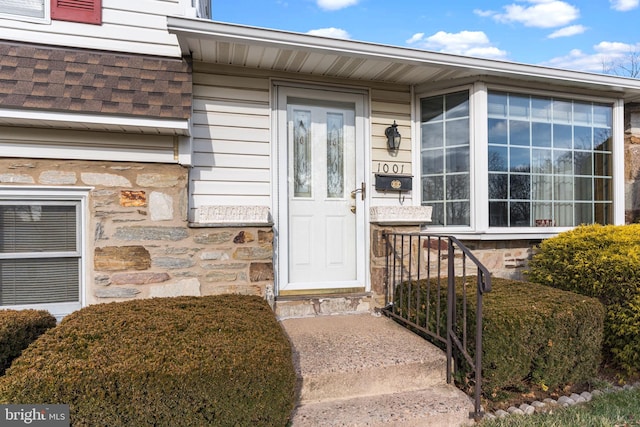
[
  {"x1": 0, "y1": 0, "x2": 50, "y2": 24},
  {"x1": 0, "y1": 186, "x2": 89, "y2": 319},
  {"x1": 417, "y1": 82, "x2": 625, "y2": 240}
]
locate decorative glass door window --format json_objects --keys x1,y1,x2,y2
[
  {"x1": 327, "y1": 113, "x2": 345, "y2": 198},
  {"x1": 293, "y1": 110, "x2": 312, "y2": 197}
]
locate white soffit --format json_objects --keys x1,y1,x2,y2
[
  {"x1": 0, "y1": 108, "x2": 190, "y2": 136},
  {"x1": 167, "y1": 17, "x2": 640, "y2": 103}
]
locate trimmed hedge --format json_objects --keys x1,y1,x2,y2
[
  {"x1": 527, "y1": 224, "x2": 640, "y2": 374},
  {"x1": 0, "y1": 295, "x2": 297, "y2": 426},
  {"x1": 395, "y1": 277, "x2": 604, "y2": 398},
  {"x1": 0, "y1": 309, "x2": 56, "y2": 375}
]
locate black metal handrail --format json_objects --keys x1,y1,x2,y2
[{"x1": 381, "y1": 232, "x2": 491, "y2": 420}]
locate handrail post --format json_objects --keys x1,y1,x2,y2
[{"x1": 446, "y1": 238, "x2": 455, "y2": 385}]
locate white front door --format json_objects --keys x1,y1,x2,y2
[{"x1": 277, "y1": 90, "x2": 366, "y2": 292}]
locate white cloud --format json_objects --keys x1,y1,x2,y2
[
  {"x1": 610, "y1": 0, "x2": 639, "y2": 11},
  {"x1": 548, "y1": 24, "x2": 587, "y2": 38},
  {"x1": 542, "y1": 41, "x2": 640, "y2": 72},
  {"x1": 317, "y1": 0, "x2": 358, "y2": 11},
  {"x1": 406, "y1": 33, "x2": 425, "y2": 44},
  {"x1": 481, "y1": 0, "x2": 580, "y2": 28},
  {"x1": 413, "y1": 30, "x2": 507, "y2": 59},
  {"x1": 307, "y1": 27, "x2": 351, "y2": 39}
]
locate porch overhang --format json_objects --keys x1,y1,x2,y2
[{"x1": 167, "y1": 17, "x2": 640, "y2": 103}]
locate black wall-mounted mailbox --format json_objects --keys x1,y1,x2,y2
[{"x1": 374, "y1": 174, "x2": 412, "y2": 192}]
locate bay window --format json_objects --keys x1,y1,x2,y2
[
  {"x1": 488, "y1": 91, "x2": 613, "y2": 227},
  {"x1": 420, "y1": 88, "x2": 615, "y2": 230}
]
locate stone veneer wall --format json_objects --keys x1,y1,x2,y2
[{"x1": 0, "y1": 158, "x2": 274, "y2": 307}]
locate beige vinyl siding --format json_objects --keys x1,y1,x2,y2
[
  {"x1": 0, "y1": 127, "x2": 176, "y2": 163},
  {"x1": 0, "y1": 0, "x2": 182, "y2": 57},
  {"x1": 190, "y1": 65, "x2": 272, "y2": 214},
  {"x1": 370, "y1": 86, "x2": 412, "y2": 204}
]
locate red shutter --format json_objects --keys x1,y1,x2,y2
[{"x1": 51, "y1": 0, "x2": 102, "y2": 25}]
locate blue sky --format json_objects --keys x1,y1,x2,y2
[{"x1": 211, "y1": 0, "x2": 640, "y2": 74}]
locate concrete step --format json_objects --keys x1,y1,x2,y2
[
  {"x1": 280, "y1": 313, "x2": 474, "y2": 426},
  {"x1": 275, "y1": 294, "x2": 378, "y2": 319},
  {"x1": 290, "y1": 385, "x2": 474, "y2": 427}
]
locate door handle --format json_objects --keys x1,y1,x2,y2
[{"x1": 350, "y1": 182, "x2": 366, "y2": 201}]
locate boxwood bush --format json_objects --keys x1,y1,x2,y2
[
  {"x1": 394, "y1": 277, "x2": 604, "y2": 398},
  {"x1": 527, "y1": 224, "x2": 640, "y2": 374},
  {"x1": 0, "y1": 309, "x2": 56, "y2": 375},
  {"x1": 0, "y1": 295, "x2": 297, "y2": 426}
]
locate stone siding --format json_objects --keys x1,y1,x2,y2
[{"x1": 0, "y1": 158, "x2": 274, "y2": 307}]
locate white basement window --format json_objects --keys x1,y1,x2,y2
[
  {"x1": 0, "y1": 192, "x2": 85, "y2": 319},
  {"x1": 0, "y1": 0, "x2": 49, "y2": 23}
]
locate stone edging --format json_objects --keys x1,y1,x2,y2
[{"x1": 482, "y1": 382, "x2": 640, "y2": 421}]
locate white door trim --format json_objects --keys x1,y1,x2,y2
[{"x1": 272, "y1": 83, "x2": 370, "y2": 294}]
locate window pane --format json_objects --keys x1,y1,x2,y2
[
  {"x1": 510, "y1": 95, "x2": 530, "y2": 118},
  {"x1": 1, "y1": 205, "x2": 77, "y2": 253},
  {"x1": 488, "y1": 119, "x2": 508, "y2": 144},
  {"x1": 531, "y1": 175, "x2": 552, "y2": 200},
  {"x1": 423, "y1": 149, "x2": 444, "y2": 174},
  {"x1": 574, "y1": 104, "x2": 592, "y2": 125},
  {"x1": 574, "y1": 126, "x2": 592, "y2": 150},
  {"x1": 595, "y1": 203, "x2": 612, "y2": 224},
  {"x1": 553, "y1": 150, "x2": 573, "y2": 174},
  {"x1": 446, "y1": 92, "x2": 469, "y2": 119},
  {"x1": 510, "y1": 174, "x2": 530, "y2": 200},
  {"x1": 555, "y1": 202, "x2": 573, "y2": 227},
  {"x1": 510, "y1": 147, "x2": 530, "y2": 172},
  {"x1": 575, "y1": 202, "x2": 593, "y2": 225},
  {"x1": 533, "y1": 202, "x2": 553, "y2": 226},
  {"x1": 555, "y1": 175, "x2": 574, "y2": 200},
  {"x1": 553, "y1": 124, "x2": 572, "y2": 149},
  {"x1": 0, "y1": 258, "x2": 79, "y2": 305},
  {"x1": 489, "y1": 145, "x2": 508, "y2": 172},
  {"x1": 446, "y1": 147, "x2": 469, "y2": 172},
  {"x1": 594, "y1": 128, "x2": 611, "y2": 151},
  {"x1": 446, "y1": 174, "x2": 470, "y2": 200},
  {"x1": 488, "y1": 92, "x2": 507, "y2": 117},
  {"x1": 430, "y1": 202, "x2": 444, "y2": 226},
  {"x1": 575, "y1": 151, "x2": 593, "y2": 175},
  {"x1": 594, "y1": 178, "x2": 612, "y2": 201},
  {"x1": 532, "y1": 149, "x2": 552, "y2": 173},
  {"x1": 510, "y1": 202, "x2": 530, "y2": 226},
  {"x1": 422, "y1": 122, "x2": 443, "y2": 149},
  {"x1": 489, "y1": 174, "x2": 508, "y2": 199},
  {"x1": 445, "y1": 119, "x2": 469, "y2": 146},
  {"x1": 421, "y1": 96, "x2": 443, "y2": 122},
  {"x1": 422, "y1": 176, "x2": 444, "y2": 201},
  {"x1": 593, "y1": 105, "x2": 612, "y2": 127},
  {"x1": 594, "y1": 152, "x2": 611, "y2": 176},
  {"x1": 510, "y1": 120, "x2": 530, "y2": 146},
  {"x1": 489, "y1": 202, "x2": 508, "y2": 227},
  {"x1": 293, "y1": 109, "x2": 312, "y2": 197},
  {"x1": 553, "y1": 100, "x2": 572, "y2": 123},
  {"x1": 531, "y1": 97, "x2": 552, "y2": 122},
  {"x1": 447, "y1": 202, "x2": 470, "y2": 226},
  {"x1": 575, "y1": 177, "x2": 593, "y2": 201},
  {"x1": 532, "y1": 122, "x2": 551, "y2": 147}
]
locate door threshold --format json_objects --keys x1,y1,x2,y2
[{"x1": 278, "y1": 287, "x2": 367, "y2": 298}]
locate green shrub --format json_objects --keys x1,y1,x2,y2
[
  {"x1": 0, "y1": 295, "x2": 297, "y2": 426},
  {"x1": 527, "y1": 224, "x2": 640, "y2": 373},
  {"x1": 0, "y1": 309, "x2": 56, "y2": 375},
  {"x1": 395, "y1": 277, "x2": 604, "y2": 398}
]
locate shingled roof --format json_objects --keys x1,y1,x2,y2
[{"x1": 0, "y1": 41, "x2": 191, "y2": 121}]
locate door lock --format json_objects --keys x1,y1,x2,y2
[
  {"x1": 350, "y1": 205, "x2": 356, "y2": 214},
  {"x1": 350, "y1": 182, "x2": 366, "y2": 201}
]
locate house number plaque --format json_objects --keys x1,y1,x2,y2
[{"x1": 376, "y1": 162, "x2": 405, "y2": 174}]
